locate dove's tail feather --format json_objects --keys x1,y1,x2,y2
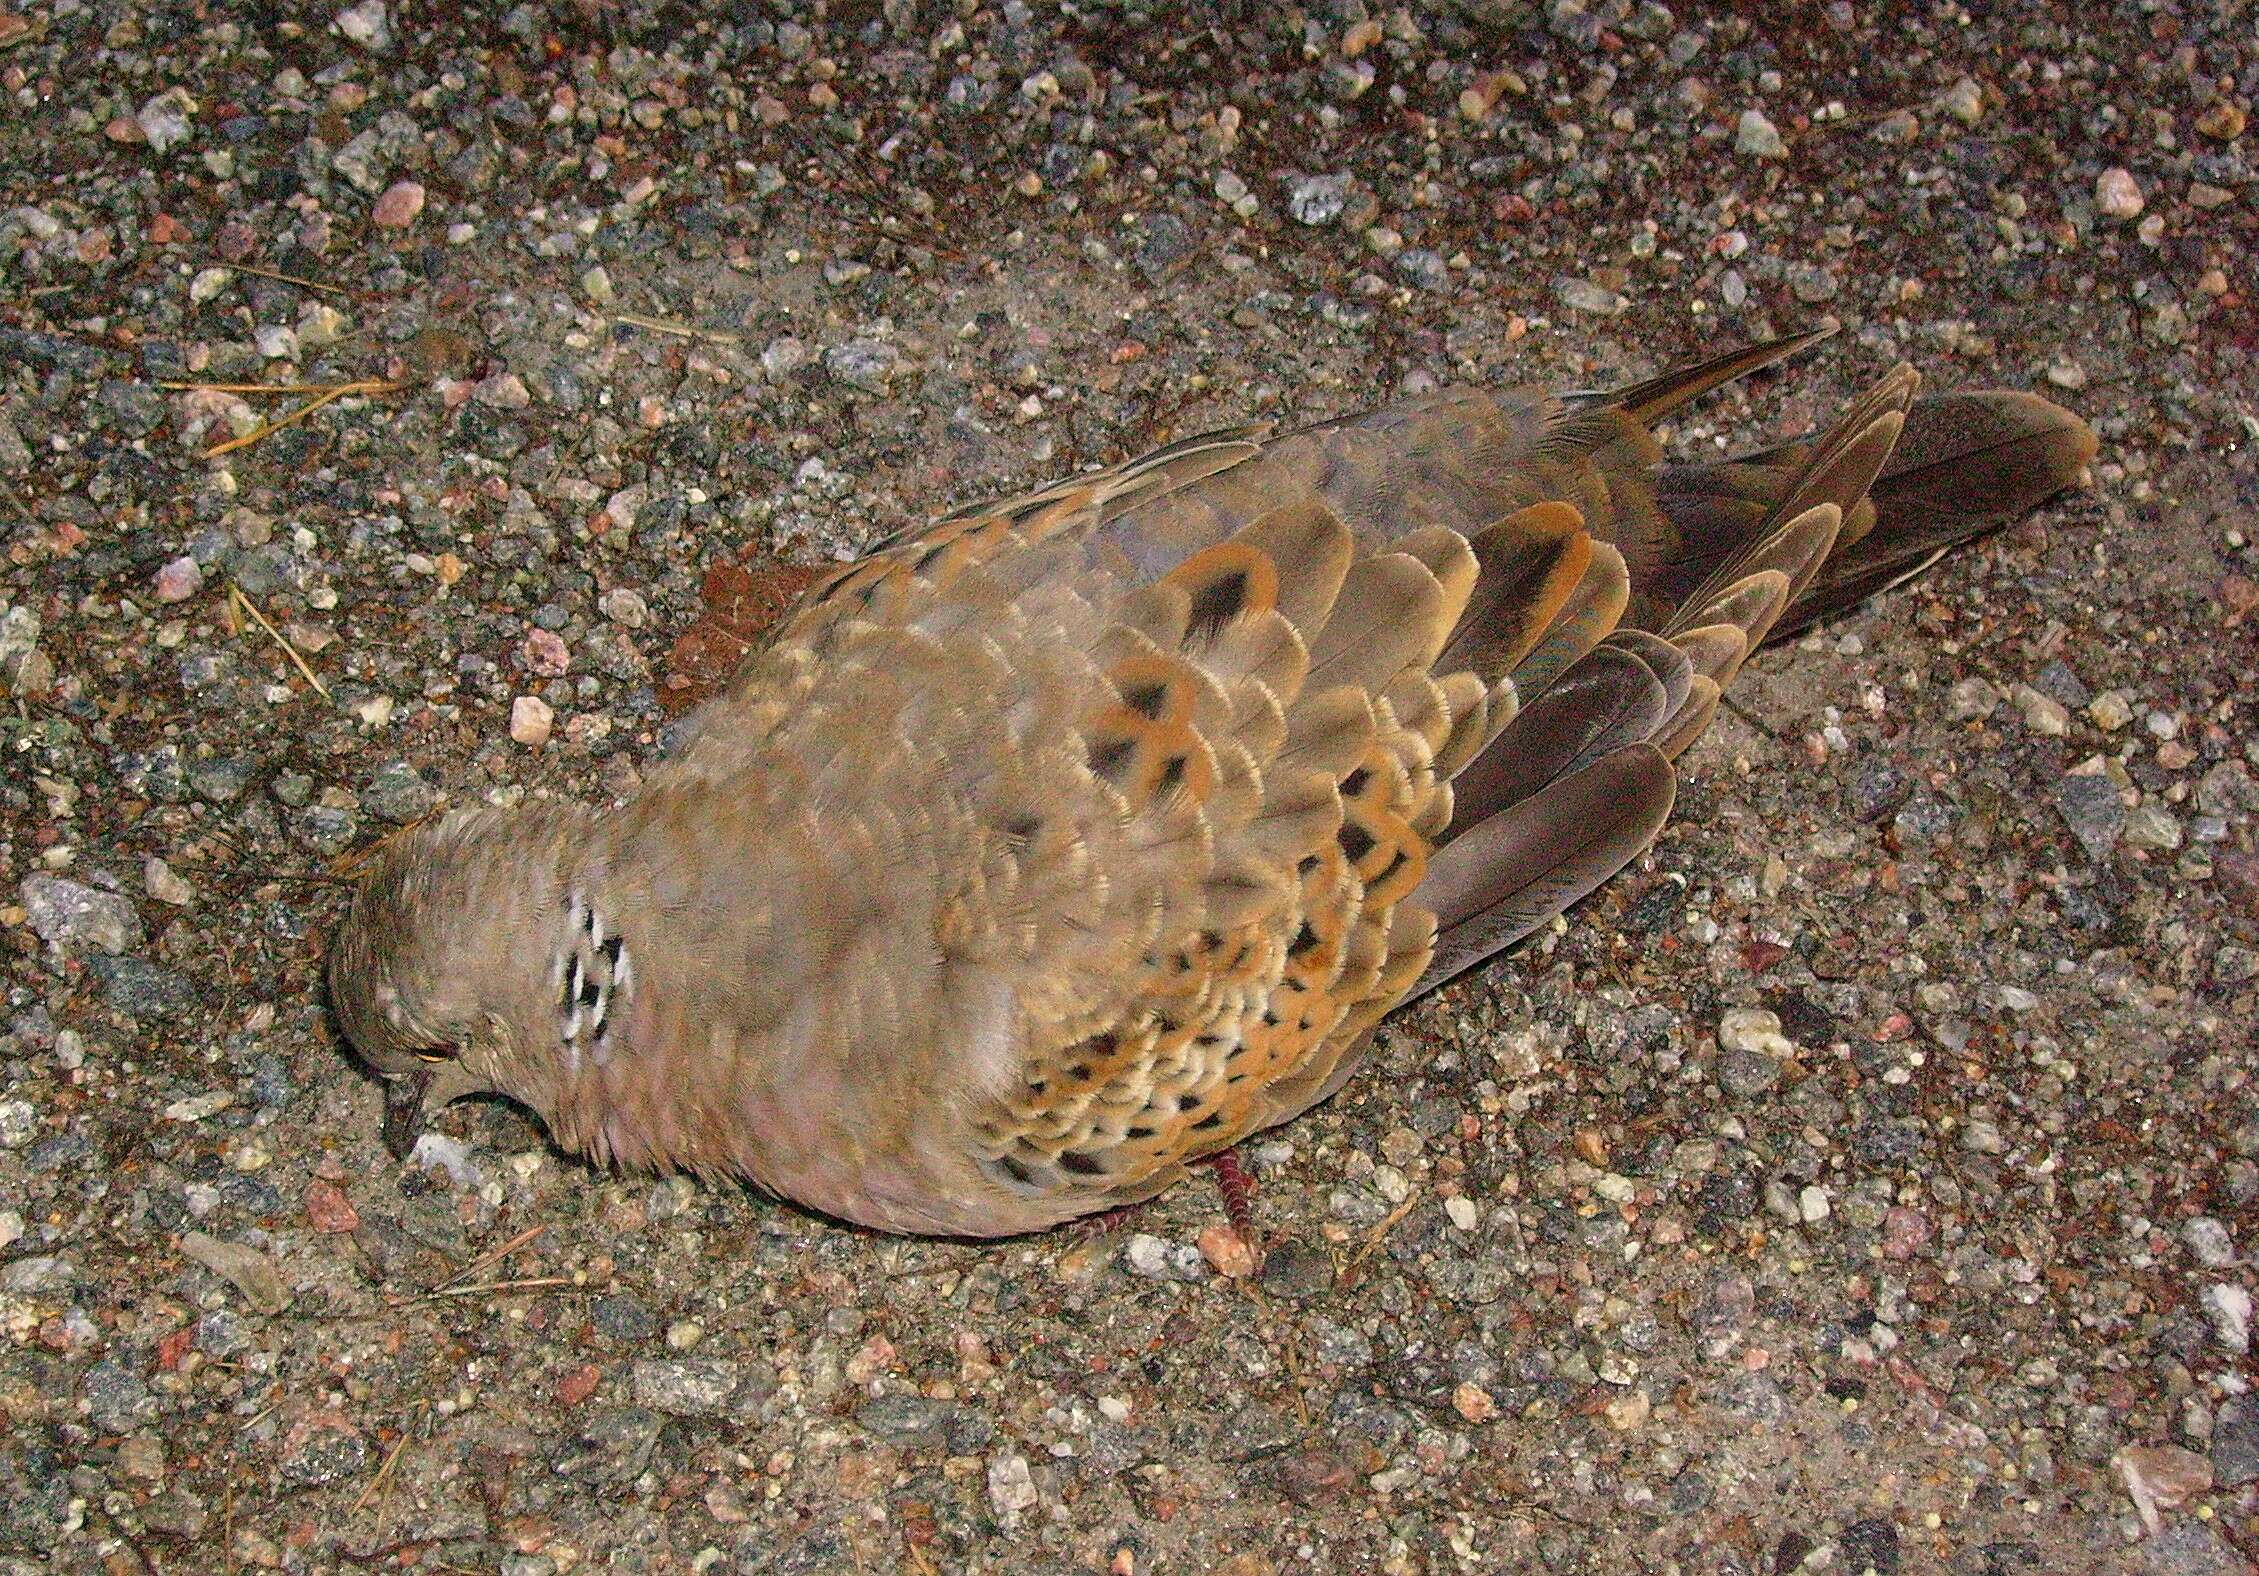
[
  {"x1": 1412, "y1": 356, "x2": 2093, "y2": 998},
  {"x1": 1651, "y1": 388, "x2": 2098, "y2": 642},
  {"x1": 1761, "y1": 390, "x2": 2099, "y2": 638}
]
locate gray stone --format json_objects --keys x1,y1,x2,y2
[
  {"x1": 2211, "y1": 1397, "x2": 2259, "y2": 1488},
  {"x1": 1288, "y1": 174, "x2": 1350, "y2": 227},
  {"x1": 1395, "y1": 248, "x2": 1450, "y2": 292},
  {"x1": 85, "y1": 956, "x2": 197, "y2": 1019},
  {"x1": 83, "y1": 1352, "x2": 157, "y2": 1433},
  {"x1": 823, "y1": 339, "x2": 902, "y2": 393},
  {"x1": 1122, "y1": 1232, "x2": 1207, "y2": 1282},
  {"x1": 20, "y1": 876, "x2": 142, "y2": 955},
  {"x1": 362, "y1": 761, "x2": 440, "y2": 824},
  {"x1": 2053, "y1": 774, "x2": 2124, "y2": 860},
  {"x1": 188, "y1": 754, "x2": 258, "y2": 803},
  {"x1": 98, "y1": 381, "x2": 169, "y2": 436},
  {"x1": 1718, "y1": 1048, "x2": 1782, "y2": 1098},
  {"x1": 0, "y1": 1445, "x2": 75, "y2": 1553},
  {"x1": 553, "y1": 1408, "x2": 663, "y2": 1486},
  {"x1": 590, "y1": 1293, "x2": 658, "y2": 1344},
  {"x1": 1135, "y1": 213, "x2": 1196, "y2": 278},
  {"x1": 630, "y1": 1358, "x2": 740, "y2": 1418},
  {"x1": 1736, "y1": 109, "x2": 1787, "y2": 159},
  {"x1": 1554, "y1": 276, "x2": 1628, "y2": 315}
]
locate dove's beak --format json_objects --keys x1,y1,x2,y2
[{"x1": 381, "y1": 1068, "x2": 434, "y2": 1159}]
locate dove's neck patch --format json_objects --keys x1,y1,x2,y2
[{"x1": 556, "y1": 891, "x2": 632, "y2": 1071}]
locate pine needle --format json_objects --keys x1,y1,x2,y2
[
  {"x1": 199, "y1": 377, "x2": 405, "y2": 457},
  {"x1": 430, "y1": 1224, "x2": 547, "y2": 1293},
  {"x1": 227, "y1": 583, "x2": 331, "y2": 698},
  {"x1": 228, "y1": 262, "x2": 346, "y2": 295},
  {"x1": 611, "y1": 309, "x2": 741, "y2": 344},
  {"x1": 350, "y1": 1405, "x2": 422, "y2": 1516},
  {"x1": 416, "y1": 1276, "x2": 580, "y2": 1302}
]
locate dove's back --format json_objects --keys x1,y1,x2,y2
[{"x1": 620, "y1": 332, "x2": 2091, "y2": 1234}]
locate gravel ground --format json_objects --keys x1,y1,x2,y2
[{"x1": 1, "y1": 2, "x2": 2254, "y2": 1572}]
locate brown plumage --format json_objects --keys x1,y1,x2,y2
[{"x1": 329, "y1": 330, "x2": 2095, "y2": 1236}]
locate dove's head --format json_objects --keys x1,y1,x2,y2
[{"x1": 328, "y1": 804, "x2": 595, "y2": 1157}]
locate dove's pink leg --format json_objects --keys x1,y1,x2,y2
[
  {"x1": 1200, "y1": 1149, "x2": 1259, "y2": 1240},
  {"x1": 1066, "y1": 1149, "x2": 1261, "y2": 1240}
]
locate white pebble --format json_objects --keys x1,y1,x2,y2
[
  {"x1": 2182, "y1": 1217, "x2": 2237, "y2": 1269},
  {"x1": 1718, "y1": 1007, "x2": 1798, "y2": 1059},
  {"x1": 2204, "y1": 1283, "x2": 2252, "y2": 1354}
]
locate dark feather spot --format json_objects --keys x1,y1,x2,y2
[
  {"x1": 583, "y1": 906, "x2": 598, "y2": 935},
  {"x1": 1065, "y1": 1065, "x2": 1093, "y2": 1082},
  {"x1": 1155, "y1": 754, "x2": 1188, "y2": 795},
  {"x1": 1186, "y1": 569, "x2": 1250, "y2": 640},
  {"x1": 1177, "y1": 1092, "x2": 1203, "y2": 1112},
  {"x1": 1297, "y1": 855, "x2": 1321, "y2": 875},
  {"x1": 914, "y1": 542, "x2": 950, "y2": 573},
  {"x1": 1120, "y1": 678, "x2": 1171, "y2": 719},
  {"x1": 1058, "y1": 1150, "x2": 1107, "y2": 1176},
  {"x1": 996, "y1": 1153, "x2": 1034, "y2": 1185},
  {"x1": 558, "y1": 970, "x2": 579, "y2": 1017},
  {"x1": 601, "y1": 934, "x2": 625, "y2": 966},
  {"x1": 1126, "y1": 1125, "x2": 1156, "y2": 1140},
  {"x1": 1339, "y1": 822, "x2": 1377, "y2": 862},
  {"x1": 1288, "y1": 921, "x2": 1320, "y2": 957},
  {"x1": 1090, "y1": 734, "x2": 1136, "y2": 780},
  {"x1": 579, "y1": 975, "x2": 602, "y2": 1008},
  {"x1": 1341, "y1": 766, "x2": 1371, "y2": 797},
  {"x1": 1001, "y1": 813, "x2": 1042, "y2": 841},
  {"x1": 1192, "y1": 1112, "x2": 1226, "y2": 1132}
]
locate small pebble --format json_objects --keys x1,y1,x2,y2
[
  {"x1": 1123, "y1": 1232, "x2": 1207, "y2": 1282},
  {"x1": 1735, "y1": 109, "x2": 1787, "y2": 159},
  {"x1": 510, "y1": 695, "x2": 555, "y2": 745},
  {"x1": 1453, "y1": 1382, "x2": 1498, "y2": 1423},
  {"x1": 1948, "y1": 676, "x2": 1999, "y2": 721},
  {"x1": 1942, "y1": 76, "x2": 1985, "y2": 125},
  {"x1": 2203, "y1": 1283, "x2": 2252, "y2": 1354},
  {"x1": 2094, "y1": 168, "x2": 2144, "y2": 219},
  {"x1": 2014, "y1": 685, "x2": 2071, "y2": 734},
  {"x1": 2182, "y1": 1217, "x2": 2237, "y2": 1269},
  {"x1": 371, "y1": 180, "x2": 424, "y2": 228},
  {"x1": 986, "y1": 1453, "x2": 1039, "y2": 1518},
  {"x1": 153, "y1": 556, "x2": 204, "y2": 603},
  {"x1": 1718, "y1": 1007, "x2": 1797, "y2": 1059}
]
